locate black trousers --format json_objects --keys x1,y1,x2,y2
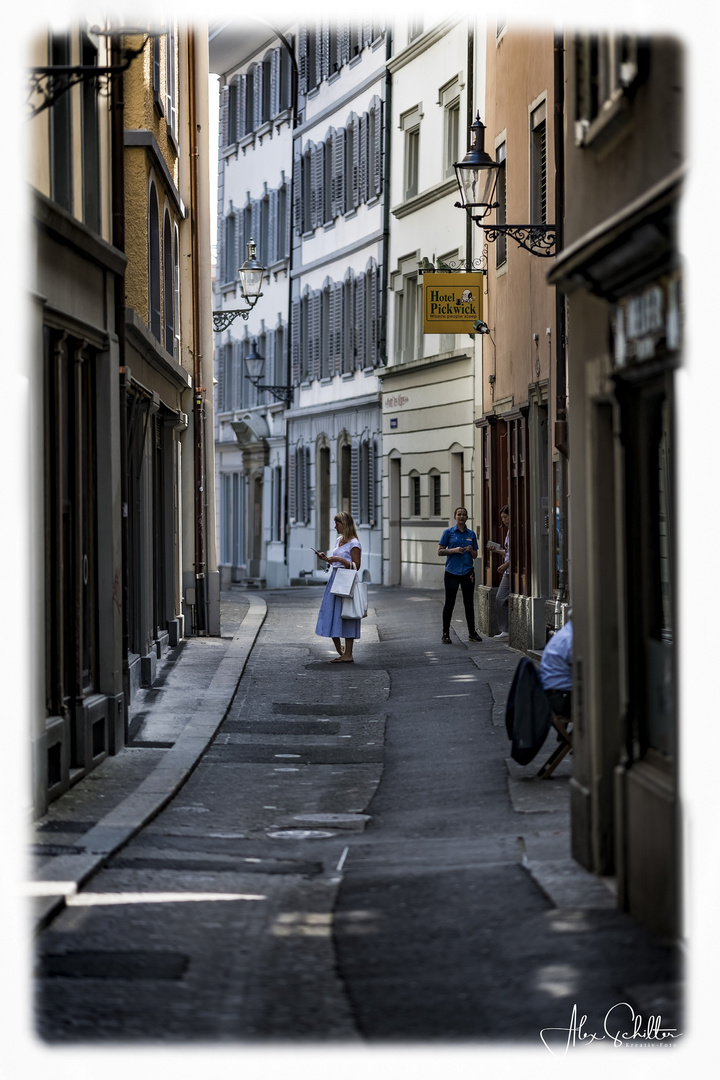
[
  {"x1": 545, "y1": 689, "x2": 572, "y2": 718},
  {"x1": 443, "y1": 570, "x2": 476, "y2": 635}
]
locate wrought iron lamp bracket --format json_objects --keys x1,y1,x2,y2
[
  {"x1": 28, "y1": 38, "x2": 149, "y2": 119},
  {"x1": 247, "y1": 380, "x2": 293, "y2": 404}
]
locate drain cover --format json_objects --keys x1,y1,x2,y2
[{"x1": 267, "y1": 829, "x2": 336, "y2": 839}]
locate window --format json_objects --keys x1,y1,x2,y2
[
  {"x1": 166, "y1": 24, "x2": 177, "y2": 142},
  {"x1": 358, "y1": 439, "x2": 376, "y2": 525},
  {"x1": 152, "y1": 35, "x2": 163, "y2": 111},
  {"x1": 272, "y1": 465, "x2": 283, "y2": 542},
  {"x1": 224, "y1": 212, "x2": 236, "y2": 284},
  {"x1": 432, "y1": 472, "x2": 442, "y2": 517},
  {"x1": 163, "y1": 210, "x2": 174, "y2": 354},
  {"x1": 445, "y1": 100, "x2": 460, "y2": 178},
  {"x1": 260, "y1": 194, "x2": 269, "y2": 266},
  {"x1": 324, "y1": 134, "x2": 334, "y2": 223},
  {"x1": 345, "y1": 118, "x2": 356, "y2": 212},
  {"x1": 81, "y1": 33, "x2": 101, "y2": 232},
  {"x1": 410, "y1": 473, "x2": 421, "y2": 517},
  {"x1": 49, "y1": 33, "x2": 73, "y2": 213},
  {"x1": 278, "y1": 183, "x2": 288, "y2": 259},
  {"x1": 405, "y1": 127, "x2": 419, "y2": 199},
  {"x1": 302, "y1": 147, "x2": 313, "y2": 232},
  {"x1": 245, "y1": 66, "x2": 255, "y2": 134},
  {"x1": 495, "y1": 140, "x2": 507, "y2": 267},
  {"x1": 290, "y1": 446, "x2": 310, "y2": 524},
  {"x1": 149, "y1": 184, "x2": 161, "y2": 339},
  {"x1": 530, "y1": 101, "x2": 547, "y2": 225},
  {"x1": 228, "y1": 78, "x2": 239, "y2": 143},
  {"x1": 395, "y1": 269, "x2": 421, "y2": 364},
  {"x1": 408, "y1": 19, "x2": 424, "y2": 42},
  {"x1": 262, "y1": 53, "x2": 272, "y2": 123},
  {"x1": 575, "y1": 33, "x2": 642, "y2": 145},
  {"x1": 400, "y1": 104, "x2": 422, "y2": 202},
  {"x1": 173, "y1": 224, "x2": 180, "y2": 358}
]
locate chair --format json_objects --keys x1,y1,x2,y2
[{"x1": 536, "y1": 713, "x2": 573, "y2": 779}]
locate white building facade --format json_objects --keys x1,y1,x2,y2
[{"x1": 380, "y1": 16, "x2": 486, "y2": 587}]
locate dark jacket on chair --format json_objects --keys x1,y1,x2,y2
[{"x1": 505, "y1": 657, "x2": 552, "y2": 765}]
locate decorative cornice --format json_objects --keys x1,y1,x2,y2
[
  {"x1": 387, "y1": 17, "x2": 464, "y2": 73},
  {"x1": 391, "y1": 178, "x2": 458, "y2": 219},
  {"x1": 124, "y1": 129, "x2": 187, "y2": 219}
]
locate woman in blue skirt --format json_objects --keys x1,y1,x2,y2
[{"x1": 315, "y1": 510, "x2": 362, "y2": 663}]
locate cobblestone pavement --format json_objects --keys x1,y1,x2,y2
[{"x1": 28, "y1": 585, "x2": 683, "y2": 1064}]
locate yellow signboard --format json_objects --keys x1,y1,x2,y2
[{"x1": 422, "y1": 272, "x2": 484, "y2": 333}]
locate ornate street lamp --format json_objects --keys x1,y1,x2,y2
[
  {"x1": 244, "y1": 339, "x2": 292, "y2": 404},
  {"x1": 212, "y1": 239, "x2": 265, "y2": 331},
  {"x1": 454, "y1": 112, "x2": 556, "y2": 258}
]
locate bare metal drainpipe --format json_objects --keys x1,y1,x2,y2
[
  {"x1": 189, "y1": 30, "x2": 207, "y2": 633},
  {"x1": 553, "y1": 28, "x2": 568, "y2": 601},
  {"x1": 111, "y1": 33, "x2": 130, "y2": 727}
]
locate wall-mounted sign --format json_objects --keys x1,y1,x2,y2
[
  {"x1": 422, "y1": 272, "x2": 484, "y2": 333},
  {"x1": 384, "y1": 393, "x2": 410, "y2": 410},
  {"x1": 390, "y1": 417, "x2": 398, "y2": 429},
  {"x1": 612, "y1": 272, "x2": 682, "y2": 369}
]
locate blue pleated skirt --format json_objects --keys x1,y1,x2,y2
[{"x1": 315, "y1": 572, "x2": 361, "y2": 640}]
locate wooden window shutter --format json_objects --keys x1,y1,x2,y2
[
  {"x1": 311, "y1": 142, "x2": 323, "y2": 229},
  {"x1": 367, "y1": 261, "x2": 378, "y2": 366},
  {"x1": 359, "y1": 113, "x2": 368, "y2": 204},
  {"x1": 220, "y1": 84, "x2": 229, "y2": 148},
  {"x1": 266, "y1": 329, "x2": 275, "y2": 387},
  {"x1": 372, "y1": 98, "x2": 383, "y2": 197},
  {"x1": 354, "y1": 272, "x2": 366, "y2": 369},
  {"x1": 216, "y1": 216, "x2": 224, "y2": 291},
  {"x1": 237, "y1": 76, "x2": 247, "y2": 140},
  {"x1": 351, "y1": 115, "x2": 360, "y2": 208},
  {"x1": 351, "y1": 441, "x2": 360, "y2": 521},
  {"x1": 270, "y1": 48, "x2": 281, "y2": 118},
  {"x1": 320, "y1": 22, "x2": 330, "y2": 81},
  {"x1": 253, "y1": 64, "x2": 263, "y2": 130},
  {"x1": 215, "y1": 347, "x2": 225, "y2": 412},
  {"x1": 288, "y1": 448, "x2": 296, "y2": 521},
  {"x1": 268, "y1": 188, "x2": 278, "y2": 265},
  {"x1": 333, "y1": 127, "x2": 346, "y2": 219},
  {"x1": 368, "y1": 439, "x2": 377, "y2": 526},
  {"x1": 291, "y1": 298, "x2": 301, "y2": 384},
  {"x1": 293, "y1": 144, "x2": 303, "y2": 234},
  {"x1": 310, "y1": 291, "x2": 321, "y2": 380},
  {"x1": 339, "y1": 20, "x2": 350, "y2": 67},
  {"x1": 298, "y1": 27, "x2": 308, "y2": 96},
  {"x1": 343, "y1": 273, "x2": 354, "y2": 373},
  {"x1": 362, "y1": 21, "x2": 373, "y2": 47},
  {"x1": 251, "y1": 199, "x2": 261, "y2": 250},
  {"x1": 284, "y1": 181, "x2": 292, "y2": 258}
]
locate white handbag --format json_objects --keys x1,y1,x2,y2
[
  {"x1": 330, "y1": 567, "x2": 358, "y2": 597},
  {"x1": 342, "y1": 579, "x2": 368, "y2": 619}
]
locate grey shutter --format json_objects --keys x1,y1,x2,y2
[
  {"x1": 333, "y1": 127, "x2": 346, "y2": 218},
  {"x1": 216, "y1": 212, "x2": 224, "y2": 290},
  {"x1": 328, "y1": 282, "x2": 337, "y2": 376},
  {"x1": 350, "y1": 441, "x2": 360, "y2": 521},
  {"x1": 220, "y1": 84, "x2": 229, "y2": 148},
  {"x1": 339, "y1": 20, "x2": 350, "y2": 67},
  {"x1": 354, "y1": 272, "x2": 366, "y2": 369},
  {"x1": 253, "y1": 63, "x2": 263, "y2": 130},
  {"x1": 310, "y1": 291, "x2": 321, "y2": 380},
  {"x1": 284, "y1": 180, "x2": 292, "y2": 257},
  {"x1": 310, "y1": 143, "x2": 321, "y2": 229},
  {"x1": 368, "y1": 439, "x2": 377, "y2": 526},
  {"x1": 270, "y1": 48, "x2": 281, "y2": 118},
  {"x1": 265, "y1": 329, "x2": 275, "y2": 386},
  {"x1": 372, "y1": 97, "x2": 383, "y2": 197},
  {"x1": 238, "y1": 75, "x2": 247, "y2": 140},
  {"x1": 359, "y1": 112, "x2": 368, "y2": 204},
  {"x1": 268, "y1": 188, "x2": 278, "y2": 265},
  {"x1": 251, "y1": 199, "x2": 260, "y2": 254},
  {"x1": 293, "y1": 143, "x2": 303, "y2": 234},
  {"x1": 288, "y1": 448, "x2": 296, "y2": 520},
  {"x1": 362, "y1": 21, "x2": 373, "y2": 46},
  {"x1": 320, "y1": 21, "x2": 330, "y2": 81},
  {"x1": 351, "y1": 114, "x2": 360, "y2": 208},
  {"x1": 367, "y1": 261, "x2": 378, "y2": 366},
  {"x1": 215, "y1": 347, "x2": 225, "y2": 411},
  {"x1": 335, "y1": 281, "x2": 345, "y2": 372},
  {"x1": 291, "y1": 298, "x2": 301, "y2": 384},
  {"x1": 298, "y1": 27, "x2": 308, "y2": 96}
]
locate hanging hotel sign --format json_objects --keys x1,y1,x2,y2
[
  {"x1": 422, "y1": 272, "x2": 484, "y2": 334},
  {"x1": 612, "y1": 271, "x2": 682, "y2": 369}
]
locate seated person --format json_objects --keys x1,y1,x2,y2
[{"x1": 539, "y1": 618, "x2": 573, "y2": 718}]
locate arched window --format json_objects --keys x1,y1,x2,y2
[
  {"x1": 148, "y1": 183, "x2": 161, "y2": 340},
  {"x1": 163, "y1": 209, "x2": 174, "y2": 354},
  {"x1": 173, "y1": 224, "x2": 180, "y2": 358}
]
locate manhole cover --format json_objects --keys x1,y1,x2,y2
[{"x1": 267, "y1": 829, "x2": 336, "y2": 839}]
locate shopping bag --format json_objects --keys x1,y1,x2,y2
[
  {"x1": 342, "y1": 580, "x2": 368, "y2": 619},
  {"x1": 330, "y1": 567, "x2": 358, "y2": 597}
]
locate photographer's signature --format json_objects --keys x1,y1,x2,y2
[{"x1": 540, "y1": 1002, "x2": 681, "y2": 1054}]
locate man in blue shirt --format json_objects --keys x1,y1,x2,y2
[
  {"x1": 438, "y1": 507, "x2": 483, "y2": 644},
  {"x1": 539, "y1": 619, "x2": 573, "y2": 717}
]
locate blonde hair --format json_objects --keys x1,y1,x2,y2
[{"x1": 334, "y1": 510, "x2": 358, "y2": 544}]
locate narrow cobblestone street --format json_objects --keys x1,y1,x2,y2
[{"x1": 29, "y1": 586, "x2": 681, "y2": 1053}]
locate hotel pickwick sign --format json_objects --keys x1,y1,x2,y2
[{"x1": 422, "y1": 272, "x2": 484, "y2": 334}]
